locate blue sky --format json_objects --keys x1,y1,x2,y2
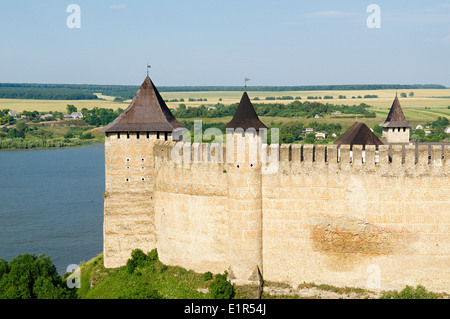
[{"x1": 0, "y1": 0, "x2": 449, "y2": 86}]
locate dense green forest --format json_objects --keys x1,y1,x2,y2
[
  {"x1": 0, "y1": 83, "x2": 446, "y2": 100},
  {"x1": 0, "y1": 253, "x2": 75, "y2": 299},
  {"x1": 0, "y1": 85, "x2": 99, "y2": 100}
]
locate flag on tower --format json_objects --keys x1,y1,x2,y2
[{"x1": 244, "y1": 78, "x2": 250, "y2": 91}]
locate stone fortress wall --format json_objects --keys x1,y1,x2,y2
[{"x1": 104, "y1": 130, "x2": 449, "y2": 292}]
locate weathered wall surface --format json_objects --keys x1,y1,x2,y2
[
  {"x1": 105, "y1": 137, "x2": 449, "y2": 292},
  {"x1": 382, "y1": 127, "x2": 410, "y2": 144},
  {"x1": 153, "y1": 142, "x2": 230, "y2": 274},
  {"x1": 262, "y1": 144, "x2": 449, "y2": 292},
  {"x1": 103, "y1": 132, "x2": 160, "y2": 268}
]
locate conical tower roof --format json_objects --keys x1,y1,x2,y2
[
  {"x1": 225, "y1": 91, "x2": 267, "y2": 131},
  {"x1": 380, "y1": 95, "x2": 411, "y2": 128},
  {"x1": 101, "y1": 76, "x2": 184, "y2": 133},
  {"x1": 334, "y1": 121, "x2": 383, "y2": 147}
]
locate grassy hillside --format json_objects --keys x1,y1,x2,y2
[
  {"x1": 76, "y1": 251, "x2": 447, "y2": 299},
  {"x1": 78, "y1": 251, "x2": 253, "y2": 299}
]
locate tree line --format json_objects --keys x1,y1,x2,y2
[
  {"x1": 173, "y1": 101, "x2": 375, "y2": 119},
  {"x1": 0, "y1": 83, "x2": 446, "y2": 100},
  {"x1": 0, "y1": 87, "x2": 98, "y2": 100}
]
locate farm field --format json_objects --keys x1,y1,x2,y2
[
  {"x1": 1, "y1": 89, "x2": 449, "y2": 129},
  {"x1": 0, "y1": 98, "x2": 122, "y2": 113},
  {"x1": 161, "y1": 88, "x2": 450, "y2": 110}
]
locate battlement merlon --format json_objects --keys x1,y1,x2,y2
[{"x1": 153, "y1": 141, "x2": 449, "y2": 175}]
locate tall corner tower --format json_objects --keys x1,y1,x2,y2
[
  {"x1": 380, "y1": 94, "x2": 412, "y2": 144},
  {"x1": 224, "y1": 91, "x2": 267, "y2": 285},
  {"x1": 100, "y1": 75, "x2": 184, "y2": 268}
]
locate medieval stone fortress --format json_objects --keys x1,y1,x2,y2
[{"x1": 101, "y1": 75, "x2": 449, "y2": 293}]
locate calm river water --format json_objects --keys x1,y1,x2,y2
[{"x1": 0, "y1": 144, "x2": 104, "y2": 274}]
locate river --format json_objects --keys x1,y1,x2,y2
[{"x1": 0, "y1": 144, "x2": 104, "y2": 274}]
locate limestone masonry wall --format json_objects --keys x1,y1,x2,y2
[
  {"x1": 105, "y1": 137, "x2": 449, "y2": 292},
  {"x1": 262, "y1": 143, "x2": 449, "y2": 292},
  {"x1": 104, "y1": 132, "x2": 159, "y2": 268}
]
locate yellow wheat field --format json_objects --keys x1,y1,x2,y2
[{"x1": 1, "y1": 89, "x2": 449, "y2": 127}]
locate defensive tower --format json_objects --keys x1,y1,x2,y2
[
  {"x1": 101, "y1": 75, "x2": 184, "y2": 267},
  {"x1": 224, "y1": 91, "x2": 267, "y2": 284},
  {"x1": 380, "y1": 94, "x2": 412, "y2": 144}
]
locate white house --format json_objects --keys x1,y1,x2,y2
[
  {"x1": 416, "y1": 125, "x2": 423, "y2": 130},
  {"x1": 445, "y1": 127, "x2": 450, "y2": 134},
  {"x1": 315, "y1": 132, "x2": 326, "y2": 139},
  {"x1": 40, "y1": 114, "x2": 54, "y2": 120},
  {"x1": 8, "y1": 110, "x2": 20, "y2": 117},
  {"x1": 71, "y1": 112, "x2": 84, "y2": 119}
]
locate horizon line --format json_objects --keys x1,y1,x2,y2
[{"x1": 0, "y1": 82, "x2": 448, "y2": 90}]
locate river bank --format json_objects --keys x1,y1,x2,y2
[{"x1": 0, "y1": 137, "x2": 103, "y2": 150}]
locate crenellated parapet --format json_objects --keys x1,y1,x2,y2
[
  {"x1": 275, "y1": 143, "x2": 448, "y2": 177},
  {"x1": 153, "y1": 140, "x2": 449, "y2": 177}
]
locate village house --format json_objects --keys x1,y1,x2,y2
[
  {"x1": 40, "y1": 114, "x2": 54, "y2": 120},
  {"x1": 8, "y1": 110, "x2": 20, "y2": 118},
  {"x1": 315, "y1": 132, "x2": 326, "y2": 140},
  {"x1": 71, "y1": 112, "x2": 84, "y2": 119}
]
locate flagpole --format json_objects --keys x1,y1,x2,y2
[{"x1": 245, "y1": 78, "x2": 250, "y2": 92}]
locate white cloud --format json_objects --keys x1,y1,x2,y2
[
  {"x1": 305, "y1": 11, "x2": 363, "y2": 18},
  {"x1": 442, "y1": 35, "x2": 450, "y2": 42},
  {"x1": 110, "y1": 4, "x2": 126, "y2": 9}
]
